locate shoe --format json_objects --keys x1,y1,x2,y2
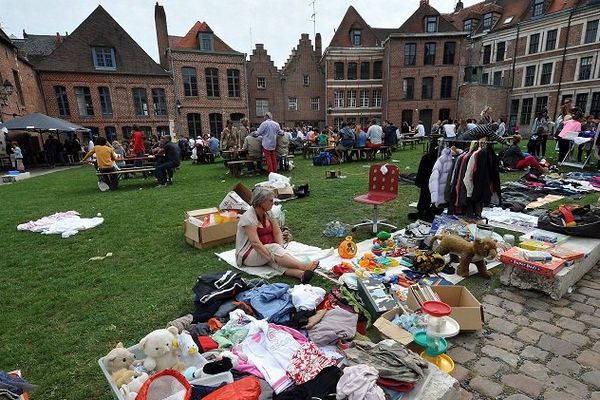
[
  {"x1": 301, "y1": 270, "x2": 314, "y2": 284},
  {"x1": 156, "y1": 183, "x2": 168, "y2": 188}
]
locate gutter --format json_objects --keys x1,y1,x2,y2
[{"x1": 553, "y1": 5, "x2": 577, "y2": 120}]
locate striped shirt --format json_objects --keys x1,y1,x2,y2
[{"x1": 461, "y1": 123, "x2": 506, "y2": 144}]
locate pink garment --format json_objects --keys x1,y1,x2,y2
[
  {"x1": 287, "y1": 342, "x2": 336, "y2": 384},
  {"x1": 559, "y1": 119, "x2": 582, "y2": 138},
  {"x1": 515, "y1": 155, "x2": 543, "y2": 171}
]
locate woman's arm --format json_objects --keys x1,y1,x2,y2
[
  {"x1": 244, "y1": 225, "x2": 273, "y2": 261},
  {"x1": 81, "y1": 148, "x2": 94, "y2": 162},
  {"x1": 270, "y1": 218, "x2": 284, "y2": 246}
]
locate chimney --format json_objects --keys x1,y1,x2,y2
[
  {"x1": 315, "y1": 33, "x2": 322, "y2": 58},
  {"x1": 155, "y1": 2, "x2": 170, "y2": 70},
  {"x1": 55, "y1": 32, "x2": 61, "y2": 43},
  {"x1": 420, "y1": 0, "x2": 429, "y2": 5},
  {"x1": 455, "y1": 0, "x2": 464, "y2": 12}
]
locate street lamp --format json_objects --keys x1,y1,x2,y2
[
  {"x1": 0, "y1": 79, "x2": 14, "y2": 106},
  {"x1": 176, "y1": 100, "x2": 182, "y2": 115}
]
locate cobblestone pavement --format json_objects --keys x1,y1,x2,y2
[{"x1": 450, "y1": 266, "x2": 600, "y2": 400}]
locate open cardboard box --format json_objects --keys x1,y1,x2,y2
[
  {"x1": 406, "y1": 285, "x2": 484, "y2": 331},
  {"x1": 374, "y1": 308, "x2": 415, "y2": 346},
  {"x1": 184, "y1": 207, "x2": 238, "y2": 249}
]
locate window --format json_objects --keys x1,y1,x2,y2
[
  {"x1": 132, "y1": 88, "x2": 149, "y2": 116},
  {"x1": 345, "y1": 90, "x2": 355, "y2": 107},
  {"x1": 590, "y1": 92, "x2": 600, "y2": 117},
  {"x1": 440, "y1": 76, "x2": 453, "y2": 98},
  {"x1": 226, "y1": 69, "x2": 240, "y2": 98},
  {"x1": 579, "y1": 57, "x2": 593, "y2": 80},
  {"x1": 75, "y1": 86, "x2": 94, "y2": 117},
  {"x1": 54, "y1": 86, "x2": 70, "y2": 116},
  {"x1": 524, "y1": 66, "x2": 536, "y2": 87},
  {"x1": 402, "y1": 110, "x2": 413, "y2": 126},
  {"x1": 303, "y1": 74, "x2": 310, "y2": 86},
  {"x1": 443, "y1": 42, "x2": 455, "y2": 64},
  {"x1": 334, "y1": 118, "x2": 344, "y2": 129},
  {"x1": 540, "y1": 63, "x2": 553, "y2": 85},
  {"x1": 585, "y1": 20, "x2": 598, "y2": 44},
  {"x1": 121, "y1": 126, "x2": 132, "y2": 140},
  {"x1": 348, "y1": 63, "x2": 357, "y2": 80},
  {"x1": 334, "y1": 62, "x2": 344, "y2": 80},
  {"x1": 98, "y1": 87, "x2": 112, "y2": 116},
  {"x1": 359, "y1": 117, "x2": 369, "y2": 127},
  {"x1": 425, "y1": 16, "x2": 438, "y2": 33},
  {"x1": 422, "y1": 77, "x2": 433, "y2": 99},
  {"x1": 529, "y1": 33, "x2": 540, "y2": 54},
  {"x1": 209, "y1": 113, "x2": 223, "y2": 136},
  {"x1": 105, "y1": 126, "x2": 116, "y2": 142},
  {"x1": 256, "y1": 99, "x2": 269, "y2": 116},
  {"x1": 140, "y1": 126, "x2": 152, "y2": 139},
  {"x1": 463, "y1": 19, "x2": 473, "y2": 33},
  {"x1": 92, "y1": 47, "x2": 116, "y2": 70},
  {"x1": 535, "y1": 96, "x2": 548, "y2": 113},
  {"x1": 205, "y1": 68, "x2": 220, "y2": 97},
  {"x1": 493, "y1": 71, "x2": 502, "y2": 86},
  {"x1": 257, "y1": 77, "x2": 266, "y2": 89},
  {"x1": 373, "y1": 61, "x2": 383, "y2": 79},
  {"x1": 520, "y1": 98, "x2": 533, "y2": 125},
  {"x1": 405, "y1": 43, "x2": 417, "y2": 66},
  {"x1": 152, "y1": 88, "x2": 167, "y2": 116},
  {"x1": 496, "y1": 41, "x2": 506, "y2": 62},
  {"x1": 439, "y1": 109, "x2": 450, "y2": 122},
  {"x1": 576, "y1": 93, "x2": 589, "y2": 111},
  {"x1": 403, "y1": 78, "x2": 415, "y2": 100},
  {"x1": 424, "y1": 43, "x2": 436, "y2": 65},
  {"x1": 360, "y1": 62, "x2": 370, "y2": 79},
  {"x1": 533, "y1": 0, "x2": 544, "y2": 18},
  {"x1": 360, "y1": 90, "x2": 369, "y2": 107},
  {"x1": 187, "y1": 113, "x2": 201, "y2": 137},
  {"x1": 334, "y1": 90, "x2": 344, "y2": 108},
  {"x1": 481, "y1": 73, "x2": 489, "y2": 85},
  {"x1": 310, "y1": 97, "x2": 320, "y2": 111},
  {"x1": 351, "y1": 29, "x2": 362, "y2": 46},
  {"x1": 372, "y1": 89, "x2": 382, "y2": 107},
  {"x1": 288, "y1": 97, "x2": 298, "y2": 111},
  {"x1": 483, "y1": 45, "x2": 491, "y2": 64},
  {"x1": 182, "y1": 67, "x2": 198, "y2": 96},
  {"x1": 199, "y1": 33, "x2": 214, "y2": 51},
  {"x1": 483, "y1": 13, "x2": 493, "y2": 30},
  {"x1": 509, "y1": 99, "x2": 519, "y2": 128},
  {"x1": 546, "y1": 29, "x2": 558, "y2": 51}
]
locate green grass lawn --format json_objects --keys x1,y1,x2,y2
[{"x1": 0, "y1": 140, "x2": 594, "y2": 399}]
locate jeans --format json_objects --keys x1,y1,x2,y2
[
  {"x1": 99, "y1": 167, "x2": 118, "y2": 190},
  {"x1": 515, "y1": 155, "x2": 543, "y2": 172},
  {"x1": 155, "y1": 161, "x2": 179, "y2": 184}
]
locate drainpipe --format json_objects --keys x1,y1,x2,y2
[
  {"x1": 508, "y1": 23, "x2": 520, "y2": 131},
  {"x1": 243, "y1": 54, "x2": 249, "y2": 121},
  {"x1": 553, "y1": 6, "x2": 576, "y2": 120}
]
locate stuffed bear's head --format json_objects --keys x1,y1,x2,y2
[
  {"x1": 139, "y1": 327, "x2": 179, "y2": 358},
  {"x1": 178, "y1": 331, "x2": 199, "y2": 355},
  {"x1": 473, "y1": 238, "x2": 497, "y2": 259},
  {"x1": 103, "y1": 342, "x2": 136, "y2": 373}
]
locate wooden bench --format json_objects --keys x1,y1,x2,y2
[
  {"x1": 95, "y1": 167, "x2": 156, "y2": 176},
  {"x1": 226, "y1": 159, "x2": 261, "y2": 177},
  {"x1": 399, "y1": 138, "x2": 420, "y2": 150},
  {"x1": 303, "y1": 146, "x2": 334, "y2": 159}
]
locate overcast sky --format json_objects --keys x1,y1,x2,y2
[{"x1": 1, "y1": 0, "x2": 479, "y2": 68}]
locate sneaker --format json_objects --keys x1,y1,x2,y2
[{"x1": 156, "y1": 183, "x2": 168, "y2": 188}]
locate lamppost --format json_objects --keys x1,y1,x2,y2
[{"x1": 0, "y1": 79, "x2": 14, "y2": 123}]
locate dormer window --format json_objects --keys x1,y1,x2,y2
[
  {"x1": 533, "y1": 0, "x2": 544, "y2": 18},
  {"x1": 463, "y1": 19, "x2": 473, "y2": 33},
  {"x1": 350, "y1": 29, "x2": 362, "y2": 46},
  {"x1": 92, "y1": 47, "x2": 116, "y2": 70},
  {"x1": 425, "y1": 16, "x2": 438, "y2": 33},
  {"x1": 199, "y1": 33, "x2": 214, "y2": 51},
  {"x1": 483, "y1": 13, "x2": 493, "y2": 30}
]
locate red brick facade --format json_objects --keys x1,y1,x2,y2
[{"x1": 246, "y1": 44, "x2": 284, "y2": 128}]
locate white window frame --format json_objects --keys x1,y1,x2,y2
[
  {"x1": 578, "y1": 56, "x2": 595, "y2": 81},
  {"x1": 347, "y1": 90, "x2": 357, "y2": 107},
  {"x1": 303, "y1": 74, "x2": 310, "y2": 86},
  {"x1": 523, "y1": 65, "x2": 537, "y2": 87},
  {"x1": 256, "y1": 99, "x2": 269, "y2": 117},
  {"x1": 540, "y1": 62, "x2": 554, "y2": 85},
  {"x1": 92, "y1": 47, "x2": 116, "y2": 70},
  {"x1": 372, "y1": 89, "x2": 382, "y2": 107},
  {"x1": 288, "y1": 97, "x2": 298, "y2": 111},
  {"x1": 310, "y1": 97, "x2": 320, "y2": 111},
  {"x1": 334, "y1": 90, "x2": 344, "y2": 108},
  {"x1": 257, "y1": 77, "x2": 266, "y2": 89},
  {"x1": 360, "y1": 90, "x2": 369, "y2": 107}
]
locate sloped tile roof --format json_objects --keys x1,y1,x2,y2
[
  {"x1": 173, "y1": 21, "x2": 241, "y2": 54},
  {"x1": 13, "y1": 33, "x2": 60, "y2": 65},
  {"x1": 398, "y1": 3, "x2": 461, "y2": 34}
]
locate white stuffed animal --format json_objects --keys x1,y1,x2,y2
[
  {"x1": 178, "y1": 331, "x2": 208, "y2": 368},
  {"x1": 119, "y1": 372, "x2": 148, "y2": 400},
  {"x1": 139, "y1": 327, "x2": 180, "y2": 371}
]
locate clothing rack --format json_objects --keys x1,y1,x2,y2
[{"x1": 436, "y1": 138, "x2": 498, "y2": 157}]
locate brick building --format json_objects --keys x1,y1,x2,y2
[
  {"x1": 246, "y1": 44, "x2": 285, "y2": 128},
  {"x1": 155, "y1": 3, "x2": 248, "y2": 139},
  {"x1": 383, "y1": 1, "x2": 468, "y2": 132},
  {"x1": 19, "y1": 6, "x2": 174, "y2": 142}
]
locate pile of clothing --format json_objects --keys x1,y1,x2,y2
[{"x1": 0, "y1": 371, "x2": 36, "y2": 399}]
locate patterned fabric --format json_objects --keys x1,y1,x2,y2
[{"x1": 286, "y1": 342, "x2": 336, "y2": 384}]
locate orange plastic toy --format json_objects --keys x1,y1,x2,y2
[{"x1": 338, "y1": 236, "x2": 358, "y2": 259}]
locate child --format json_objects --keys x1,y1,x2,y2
[{"x1": 12, "y1": 142, "x2": 25, "y2": 172}]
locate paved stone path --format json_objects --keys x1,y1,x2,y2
[{"x1": 451, "y1": 266, "x2": 600, "y2": 400}]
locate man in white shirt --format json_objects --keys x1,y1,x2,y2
[
  {"x1": 366, "y1": 119, "x2": 383, "y2": 147},
  {"x1": 443, "y1": 120, "x2": 457, "y2": 138},
  {"x1": 415, "y1": 121, "x2": 426, "y2": 138}
]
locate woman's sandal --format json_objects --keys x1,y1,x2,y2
[{"x1": 301, "y1": 270, "x2": 314, "y2": 284}]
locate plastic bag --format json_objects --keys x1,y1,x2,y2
[{"x1": 323, "y1": 221, "x2": 350, "y2": 237}]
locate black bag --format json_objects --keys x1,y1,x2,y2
[
  {"x1": 538, "y1": 204, "x2": 600, "y2": 238},
  {"x1": 192, "y1": 270, "x2": 247, "y2": 305}
]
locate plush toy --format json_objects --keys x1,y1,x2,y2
[
  {"x1": 184, "y1": 351, "x2": 239, "y2": 380},
  {"x1": 433, "y1": 234, "x2": 497, "y2": 278},
  {"x1": 139, "y1": 327, "x2": 181, "y2": 372},
  {"x1": 119, "y1": 372, "x2": 149, "y2": 400},
  {"x1": 112, "y1": 368, "x2": 136, "y2": 387},
  {"x1": 103, "y1": 342, "x2": 137, "y2": 374},
  {"x1": 178, "y1": 331, "x2": 208, "y2": 368}
]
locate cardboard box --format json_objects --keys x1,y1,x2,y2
[
  {"x1": 184, "y1": 207, "x2": 238, "y2": 249},
  {"x1": 500, "y1": 246, "x2": 565, "y2": 277},
  {"x1": 407, "y1": 285, "x2": 484, "y2": 331},
  {"x1": 373, "y1": 308, "x2": 415, "y2": 345},
  {"x1": 357, "y1": 278, "x2": 397, "y2": 319},
  {"x1": 219, "y1": 191, "x2": 249, "y2": 211}
]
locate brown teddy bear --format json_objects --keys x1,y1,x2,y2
[{"x1": 433, "y1": 234, "x2": 497, "y2": 278}]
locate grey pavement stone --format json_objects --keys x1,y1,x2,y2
[
  {"x1": 481, "y1": 345, "x2": 520, "y2": 367},
  {"x1": 582, "y1": 371, "x2": 600, "y2": 390},
  {"x1": 547, "y1": 374, "x2": 589, "y2": 398},
  {"x1": 537, "y1": 335, "x2": 578, "y2": 356},
  {"x1": 472, "y1": 357, "x2": 502, "y2": 377},
  {"x1": 502, "y1": 299, "x2": 525, "y2": 314},
  {"x1": 516, "y1": 327, "x2": 542, "y2": 344},
  {"x1": 578, "y1": 286, "x2": 600, "y2": 299},
  {"x1": 551, "y1": 307, "x2": 576, "y2": 318},
  {"x1": 579, "y1": 279, "x2": 600, "y2": 290},
  {"x1": 556, "y1": 316, "x2": 586, "y2": 332},
  {"x1": 521, "y1": 345, "x2": 548, "y2": 361},
  {"x1": 527, "y1": 298, "x2": 550, "y2": 310},
  {"x1": 450, "y1": 364, "x2": 470, "y2": 382},
  {"x1": 482, "y1": 294, "x2": 503, "y2": 306},
  {"x1": 544, "y1": 389, "x2": 575, "y2": 400},
  {"x1": 547, "y1": 356, "x2": 582, "y2": 376},
  {"x1": 561, "y1": 331, "x2": 590, "y2": 347},
  {"x1": 482, "y1": 303, "x2": 506, "y2": 318},
  {"x1": 531, "y1": 321, "x2": 562, "y2": 336},
  {"x1": 450, "y1": 334, "x2": 480, "y2": 351},
  {"x1": 510, "y1": 315, "x2": 531, "y2": 326},
  {"x1": 469, "y1": 376, "x2": 504, "y2": 398},
  {"x1": 487, "y1": 317, "x2": 518, "y2": 334},
  {"x1": 447, "y1": 346, "x2": 476, "y2": 364},
  {"x1": 589, "y1": 328, "x2": 600, "y2": 340},
  {"x1": 566, "y1": 293, "x2": 587, "y2": 303},
  {"x1": 576, "y1": 350, "x2": 600, "y2": 370},
  {"x1": 594, "y1": 340, "x2": 600, "y2": 352},
  {"x1": 571, "y1": 301, "x2": 595, "y2": 314},
  {"x1": 529, "y1": 309, "x2": 554, "y2": 322},
  {"x1": 579, "y1": 313, "x2": 600, "y2": 328},
  {"x1": 497, "y1": 290, "x2": 527, "y2": 303},
  {"x1": 519, "y1": 360, "x2": 550, "y2": 381},
  {"x1": 592, "y1": 391, "x2": 600, "y2": 400},
  {"x1": 502, "y1": 374, "x2": 543, "y2": 397},
  {"x1": 550, "y1": 297, "x2": 571, "y2": 307},
  {"x1": 588, "y1": 297, "x2": 600, "y2": 308},
  {"x1": 520, "y1": 290, "x2": 543, "y2": 298},
  {"x1": 504, "y1": 395, "x2": 532, "y2": 400},
  {"x1": 488, "y1": 333, "x2": 525, "y2": 352}
]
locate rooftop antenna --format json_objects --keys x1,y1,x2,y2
[
  {"x1": 309, "y1": 0, "x2": 317, "y2": 38},
  {"x1": 249, "y1": 25, "x2": 253, "y2": 52}
]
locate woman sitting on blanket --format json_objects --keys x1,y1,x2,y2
[
  {"x1": 502, "y1": 135, "x2": 548, "y2": 174},
  {"x1": 235, "y1": 187, "x2": 318, "y2": 283}
]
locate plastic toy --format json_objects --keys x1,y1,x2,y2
[
  {"x1": 373, "y1": 231, "x2": 395, "y2": 252},
  {"x1": 338, "y1": 236, "x2": 358, "y2": 259}
]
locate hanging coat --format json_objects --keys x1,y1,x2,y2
[{"x1": 428, "y1": 148, "x2": 454, "y2": 206}]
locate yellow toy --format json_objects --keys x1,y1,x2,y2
[{"x1": 338, "y1": 236, "x2": 358, "y2": 259}]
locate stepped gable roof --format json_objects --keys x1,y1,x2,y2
[
  {"x1": 398, "y1": 2, "x2": 460, "y2": 34},
  {"x1": 173, "y1": 21, "x2": 241, "y2": 54},
  {"x1": 36, "y1": 5, "x2": 167, "y2": 75}
]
